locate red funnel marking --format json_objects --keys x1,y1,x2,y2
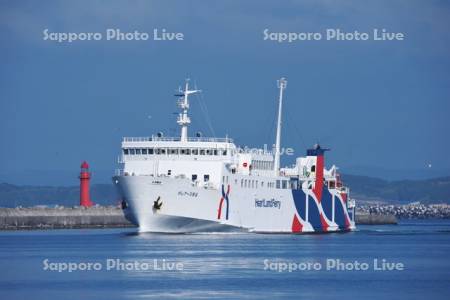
[{"x1": 313, "y1": 154, "x2": 324, "y2": 202}]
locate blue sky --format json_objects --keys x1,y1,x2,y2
[{"x1": 1, "y1": 0, "x2": 449, "y2": 185}]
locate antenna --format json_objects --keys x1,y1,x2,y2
[
  {"x1": 175, "y1": 79, "x2": 201, "y2": 141},
  {"x1": 274, "y1": 77, "x2": 287, "y2": 176}
]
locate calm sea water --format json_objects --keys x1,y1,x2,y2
[{"x1": 1, "y1": 220, "x2": 449, "y2": 300}]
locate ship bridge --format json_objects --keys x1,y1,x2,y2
[
  {"x1": 118, "y1": 134, "x2": 275, "y2": 188},
  {"x1": 117, "y1": 135, "x2": 238, "y2": 185}
]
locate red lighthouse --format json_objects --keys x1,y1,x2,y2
[{"x1": 79, "y1": 161, "x2": 93, "y2": 207}]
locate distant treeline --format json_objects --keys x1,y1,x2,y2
[{"x1": 0, "y1": 174, "x2": 449, "y2": 207}]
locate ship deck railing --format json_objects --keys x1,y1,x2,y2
[{"x1": 123, "y1": 136, "x2": 234, "y2": 143}]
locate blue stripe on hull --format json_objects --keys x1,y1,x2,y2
[
  {"x1": 334, "y1": 198, "x2": 348, "y2": 229},
  {"x1": 307, "y1": 196, "x2": 323, "y2": 231},
  {"x1": 292, "y1": 189, "x2": 306, "y2": 220},
  {"x1": 321, "y1": 188, "x2": 333, "y2": 221}
]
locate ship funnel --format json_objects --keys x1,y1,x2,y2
[{"x1": 306, "y1": 144, "x2": 329, "y2": 202}]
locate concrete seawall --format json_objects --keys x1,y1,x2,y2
[
  {"x1": 0, "y1": 206, "x2": 397, "y2": 230},
  {"x1": 0, "y1": 206, "x2": 134, "y2": 230},
  {"x1": 355, "y1": 213, "x2": 397, "y2": 225}
]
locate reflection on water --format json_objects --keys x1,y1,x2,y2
[{"x1": 0, "y1": 220, "x2": 450, "y2": 299}]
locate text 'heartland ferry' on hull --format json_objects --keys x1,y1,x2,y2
[{"x1": 113, "y1": 78, "x2": 356, "y2": 233}]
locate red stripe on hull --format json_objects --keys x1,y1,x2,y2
[
  {"x1": 292, "y1": 215, "x2": 303, "y2": 233},
  {"x1": 217, "y1": 198, "x2": 224, "y2": 219}
]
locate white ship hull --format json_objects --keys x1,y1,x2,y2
[{"x1": 113, "y1": 175, "x2": 355, "y2": 233}]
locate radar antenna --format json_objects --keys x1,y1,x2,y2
[{"x1": 174, "y1": 79, "x2": 201, "y2": 141}]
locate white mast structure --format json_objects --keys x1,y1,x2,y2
[
  {"x1": 274, "y1": 77, "x2": 287, "y2": 176},
  {"x1": 175, "y1": 79, "x2": 200, "y2": 142}
]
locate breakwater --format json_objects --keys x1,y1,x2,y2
[
  {"x1": 358, "y1": 204, "x2": 450, "y2": 219},
  {"x1": 0, "y1": 206, "x2": 134, "y2": 230},
  {"x1": 355, "y1": 212, "x2": 397, "y2": 225}
]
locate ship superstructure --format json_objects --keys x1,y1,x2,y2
[{"x1": 113, "y1": 78, "x2": 355, "y2": 233}]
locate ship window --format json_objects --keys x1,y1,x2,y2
[
  {"x1": 168, "y1": 170, "x2": 171, "y2": 176},
  {"x1": 192, "y1": 149, "x2": 199, "y2": 155},
  {"x1": 180, "y1": 149, "x2": 186, "y2": 155},
  {"x1": 241, "y1": 179, "x2": 243, "y2": 187},
  {"x1": 130, "y1": 148, "x2": 136, "y2": 155},
  {"x1": 311, "y1": 165, "x2": 316, "y2": 172},
  {"x1": 135, "y1": 148, "x2": 141, "y2": 155},
  {"x1": 200, "y1": 149, "x2": 205, "y2": 155},
  {"x1": 223, "y1": 150, "x2": 227, "y2": 156},
  {"x1": 148, "y1": 148, "x2": 154, "y2": 154},
  {"x1": 192, "y1": 174, "x2": 197, "y2": 181},
  {"x1": 282, "y1": 180, "x2": 288, "y2": 189},
  {"x1": 154, "y1": 148, "x2": 160, "y2": 155},
  {"x1": 186, "y1": 149, "x2": 191, "y2": 155},
  {"x1": 222, "y1": 176, "x2": 225, "y2": 183},
  {"x1": 214, "y1": 150, "x2": 218, "y2": 155},
  {"x1": 204, "y1": 174, "x2": 210, "y2": 182},
  {"x1": 276, "y1": 180, "x2": 281, "y2": 189},
  {"x1": 160, "y1": 149, "x2": 166, "y2": 154},
  {"x1": 206, "y1": 149, "x2": 212, "y2": 155},
  {"x1": 290, "y1": 180, "x2": 297, "y2": 189},
  {"x1": 123, "y1": 149, "x2": 129, "y2": 155},
  {"x1": 142, "y1": 148, "x2": 148, "y2": 155},
  {"x1": 261, "y1": 181, "x2": 264, "y2": 187},
  {"x1": 256, "y1": 181, "x2": 258, "y2": 188}
]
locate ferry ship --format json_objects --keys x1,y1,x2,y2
[{"x1": 113, "y1": 78, "x2": 356, "y2": 233}]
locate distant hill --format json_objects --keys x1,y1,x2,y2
[
  {"x1": 0, "y1": 174, "x2": 449, "y2": 207},
  {"x1": 341, "y1": 175, "x2": 450, "y2": 204}
]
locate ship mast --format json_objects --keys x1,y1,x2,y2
[
  {"x1": 274, "y1": 77, "x2": 287, "y2": 176},
  {"x1": 175, "y1": 79, "x2": 200, "y2": 142}
]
